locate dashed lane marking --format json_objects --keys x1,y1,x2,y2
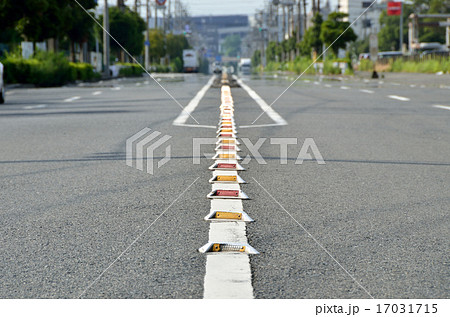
[
  {"x1": 433, "y1": 105, "x2": 450, "y2": 111},
  {"x1": 64, "y1": 96, "x2": 81, "y2": 102},
  {"x1": 23, "y1": 104, "x2": 47, "y2": 109},
  {"x1": 340, "y1": 86, "x2": 350, "y2": 90},
  {"x1": 92, "y1": 91, "x2": 102, "y2": 96},
  {"x1": 388, "y1": 95, "x2": 410, "y2": 101},
  {"x1": 360, "y1": 89, "x2": 374, "y2": 94}
]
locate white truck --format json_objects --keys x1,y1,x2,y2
[
  {"x1": 183, "y1": 49, "x2": 199, "y2": 73},
  {"x1": 238, "y1": 58, "x2": 251, "y2": 75}
]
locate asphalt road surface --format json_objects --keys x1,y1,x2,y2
[{"x1": 0, "y1": 72, "x2": 449, "y2": 298}]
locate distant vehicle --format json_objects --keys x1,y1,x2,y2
[
  {"x1": 359, "y1": 53, "x2": 370, "y2": 60},
  {"x1": 183, "y1": 49, "x2": 199, "y2": 73},
  {"x1": 0, "y1": 62, "x2": 5, "y2": 104},
  {"x1": 378, "y1": 51, "x2": 403, "y2": 58},
  {"x1": 212, "y1": 61, "x2": 222, "y2": 74},
  {"x1": 238, "y1": 58, "x2": 251, "y2": 75}
]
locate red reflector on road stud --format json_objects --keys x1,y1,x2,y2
[
  {"x1": 221, "y1": 125, "x2": 232, "y2": 128},
  {"x1": 217, "y1": 163, "x2": 236, "y2": 169},
  {"x1": 219, "y1": 133, "x2": 233, "y2": 137},
  {"x1": 216, "y1": 190, "x2": 239, "y2": 197},
  {"x1": 220, "y1": 145, "x2": 235, "y2": 150}
]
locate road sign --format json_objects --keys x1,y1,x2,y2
[
  {"x1": 155, "y1": 0, "x2": 166, "y2": 5},
  {"x1": 387, "y1": 1, "x2": 402, "y2": 16},
  {"x1": 144, "y1": 40, "x2": 150, "y2": 47},
  {"x1": 370, "y1": 34, "x2": 378, "y2": 63}
]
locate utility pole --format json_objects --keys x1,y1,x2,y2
[
  {"x1": 399, "y1": 2, "x2": 403, "y2": 52},
  {"x1": 103, "y1": 0, "x2": 110, "y2": 78},
  {"x1": 145, "y1": 0, "x2": 150, "y2": 70},
  {"x1": 297, "y1": 0, "x2": 301, "y2": 54},
  {"x1": 154, "y1": 3, "x2": 158, "y2": 29},
  {"x1": 303, "y1": 0, "x2": 307, "y2": 34}
]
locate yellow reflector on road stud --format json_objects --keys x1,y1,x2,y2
[
  {"x1": 221, "y1": 139, "x2": 235, "y2": 144},
  {"x1": 212, "y1": 243, "x2": 246, "y2": 252},
  {"x1": 217, "y1": 175, "x2": 237, "y2": 182},
  {"x1": 219, "y1": 154, "x2": 235, "y2": 159},
  {"x1": 215, "y1": 211, "x2": 242, "y2": 220}
]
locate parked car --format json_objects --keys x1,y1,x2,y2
[{"x1": 0, "y1": 62, "x2": 5, "y2": 104}]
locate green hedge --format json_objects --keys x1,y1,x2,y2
[
  {"x1": 118, "y1": 63, "x2": 144, "y2": 77},
  {"x1": 1, "y1": 51, "x2": 99, "y2": 86}
]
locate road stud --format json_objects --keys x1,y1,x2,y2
[
  {"x1": 208, "y1": 161, "x2": 245, "y2": 171},
  {"x1": 204, "y1": 210, "x2": 253, "y2": 222},
  {"x1": 198, "y1": 242, "x2": 259, "y2": 254},
  {"x1": 207, "y1": 189, "x2": 249, "y2": 199},
  {"x1": 209, "y1": 174, "x2": 246, "y2": 183}
]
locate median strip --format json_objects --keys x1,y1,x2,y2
[{"x1": 200, "y1": 73, "x2": 257, "y2": 299}]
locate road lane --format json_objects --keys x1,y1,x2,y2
[{"x1": 0, "y1": 74, "x2": 449, "y2": 298}]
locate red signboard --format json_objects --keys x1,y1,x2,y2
[
  {"x1": 387, "y1": 1, "x2": 402, "y2": 16},
  {"x1": 155, "y1": 0, "x2": 166, "y2": 6}
]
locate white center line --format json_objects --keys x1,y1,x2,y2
[
  {"x1": 388, "y1": 95, "x2": 410, "y2": 102},
  {"x1": 23, "y1": 104, "x2": 47, "y2": 109},
  {"x1": 173, "y1": 76, "x2": 215, "y2": 127},
  {"x1": 433, "y1": 105, "x2": 450, "y2": 111},
  {"x1": 360, "y1": 89, "x2": 374, "y2": 94},
  {"x1": 92, "y1": 91, "x2": 102, "y2": 96},
  {"x1": 64, "y1": 96, "x2": 81, "y2": 102}
]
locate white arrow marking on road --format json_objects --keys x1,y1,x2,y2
[
  {"x1": 360, "y1": 89, "x2": 374, "y2": 94},
  {"x1": 92, "y1": 91, "x2": 102, "y2": 96},
  {"x1": 23, "y1": 104, "x2": 47, "y2": 109},
  {"x1": 433, "y1": 105, "x2": 450, "y2": 111},
  {"x1": 388, "y1": 95, "x2": 410, "y2": 101},
  {"x1": 64, "y1": 96, "x2": 81, "y2": 102},
  {"x1": 173, "y1": 75, "x2": 215, "y2": 127}
]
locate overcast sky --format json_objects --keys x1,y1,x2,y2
[{"x1": 106, "y1": 0, "x2": 340, "y2": 17}]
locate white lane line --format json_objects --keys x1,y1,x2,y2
[
  {"x1": 340, "y1": 86, "x2": 350, "y2": 90},
  {"x1": 433, "y1": 105, "x2": 450, "y2": 111},
  {"x1": 324, "y1": 84, "x2": 332, "y2": 88},
  {"x1": 5, "y1": 91, "x2": 15, "y2": 96},
  {"x1": 64, "y1": 96, "x2": 81, "y2": 102},
  {"x1": 240, "y1": 123, "x2": 287, "y2": 129},
  {"x1": 314, "y1": 81, "x2": 320, "y2": 85},
  {"x1": 235, "y1": 77, "x2": 287, "y2": 127},
  {"x1": 388, "y1": 95, "x2": 410, "y2": 101},
  {"x1": 304, "y1": 79, "x2": 311, "y2": 83},
  {"x1": 111, "y1": 87, "x2": 121, "y2": 91},
  {"x1": 92, "y1": 91, "x2": 102, "y2": 96},
  {"x1": 172, "y1": 75, "x2": 215, "y2": 126},
  {"x1": 23, "y1": 104, "x2": 47, "y2": 109},
  {"x1": 360, "y1": 89, "x2": 374, "y2": 94},
  {"x1": 174, "y1": 124, "x2": 216, "y2": 129},
  {"x1": 136, "y1": 83, "x2": 141, "y2": 86}
]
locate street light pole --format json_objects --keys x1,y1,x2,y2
[{"x1": 103, "y1": 0, "x2": 110, "y2": 78}]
